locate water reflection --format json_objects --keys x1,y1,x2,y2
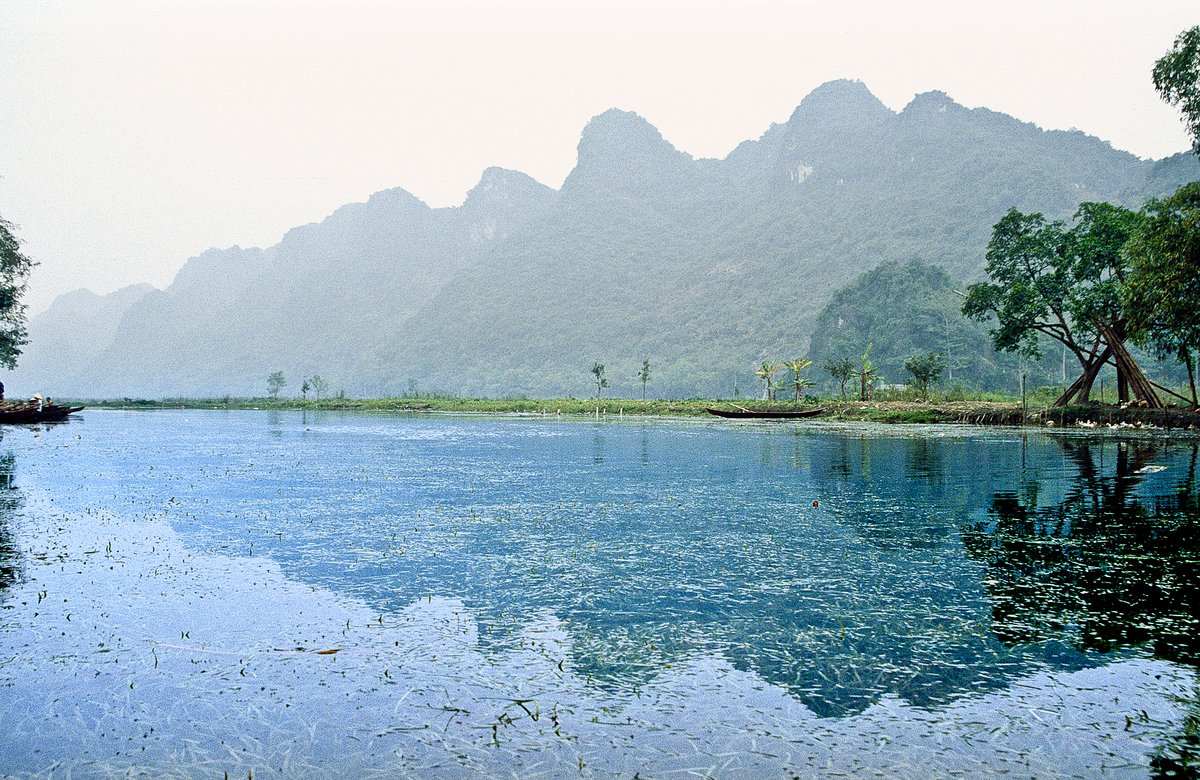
[
  {"x1": 121, "y1": 421, "x2": 1195, "y2": 717},
  {"x1": 961, "y1": 437, "x2": 1200, "y2": 779},
  {"x1": 0, "y1": 450, "x2": 21, "y2": 601},
  {"x1": 8, "y1": 414, "x2": 1200, "y2": 724},
  {"x1": 3, "y1": 413, "x2": 1200, "y2": 777},
  {"x1": 963, "y1": 438, "x2": 1200, "y2": 664}
]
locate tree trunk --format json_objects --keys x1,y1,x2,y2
[
  {"x1": 1053, "y1": 346, "x2": 1112, "y2": 407},
  {"x1": 1186, "y1": 349, "x2": 1198, "y2": 408},
  {"x1": 1117, "y1": 366, "x2": 1129, "y2": 403},
  {"x1": 1097, "y1": 322, "x2": 1164, "y2": 408}
]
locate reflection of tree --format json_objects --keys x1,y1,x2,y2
[
  {"x1": 963, "y1": 438, "x2": 1200, "y2": 664},
  {"x1": 0, "y1": 452, "x2": 22, "y2": 599},
  {"x1": 1151, "y1": 680, "x2": 1200, "y2": 779},
  {"x1": 963, "y1": 437, "x2": 1200, "y2": 777}
]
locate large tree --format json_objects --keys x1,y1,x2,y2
[
  {"x1": 1116, "y1": 26, "x2": 1200, "y2": 406},
  {"x1": 0, "y1": 216, "x2": 35, "y2": 370},
  {"x1": 1123, "y1": 181, "x2": 1200, "y2": 406},
  {"x1": 1154, "y1": 25, "x2": 1200, "y2": 153},
  {"x1": 963, "y1": 204, "x2": 1160, "y2": 407}
]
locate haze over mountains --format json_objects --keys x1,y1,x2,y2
[{"x1": 9, "y1": 80, "x2": 1199, "y2": 399}]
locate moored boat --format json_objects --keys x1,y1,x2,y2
[{"x1": 0, "y1": 403, "x2": 85, "y2": 424}]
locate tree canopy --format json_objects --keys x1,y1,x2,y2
[
  {"x1": 904, "y1": 352, "x2": 946, "y2": 400},
  {"x1": 962, "y1": 203, "x2": 1157, "y2": 406},
  {"x1": 0, "y1": 216, "x2": 35, "y2": 370},
  {"x1": 1123, "y1": 181, "x2": 1200, "y2": 403},
  {"x1": 1154, "y1": 25, "x2": 1200, "y2": 153}
]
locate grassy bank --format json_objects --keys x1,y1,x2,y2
[{"x1": 64, "y1": 395, "x2": 1200, "y2": 428}]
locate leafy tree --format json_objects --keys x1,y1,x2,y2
[
  {"x1": 822, "y1": 356, "x2": 856, "y2": 399},
  {"x1": 756, "y1": 361, "x2": 781, "y2": 401},
  {"x1": 1154, "y1": 25, "x2": 1200, "y2": 153},
  {"x1": 267, "y1": 371, "x2": 287, "y2": 399},
  {"x1": 783, "y1": 357, "x2": 814, "y2": 401},
  {"x1": 1123, "y1": 181, "x2": 1200, "y2": 405},
  {"x1": 904, "y1": 351, "x2": 946, "y2": 400},
  {"x1": 311, "y1": 374, "x2": 329, "y2": 401},
  {"x1": 962, "y1": 204, "x2": 1158, "y2": 406},
  {"x1": 591, "y1": 362, "x2": 608, "y2": 399},
  {"x1": 637, "y1": 358, "x2": 651, "y2": 401},
  {"x1": 859, "y1": 345, "x2": 878, "y2": 401},
  {"x1": 301, "y1": 379, "x2": 311, "y2": 399},
  {"x1": 0, "y1": 216, "x2": 35, "y2": 370}
]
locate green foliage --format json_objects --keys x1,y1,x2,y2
[
  {"x1": 859, "y1": 345, "x2": 879, "y2": 401},
  {"x1": 811, "y1": 259, "x2": 1016, "y2": 390},
  {"x1": 783, "y1": 357, "x2": 814, "y2": 401},
  {"x1": 963, "y1": 203, "x2": 1143, "y2": 362},
  {"x1": 904, "y1": 351, "x2": 947, "y2": 399},
  {"x1": 267, "y1": 371, "x2": 286, "y2": 400},
  {"x1": 822, "y1": 356, "x2": 856, "y2": 399},
  {"x1": 310, "y1": 374, "x2": 329, "y2": 401},
  {"x1": 0, "y1": 216, "x2": 35, "y2": 370},
  {"x1": 755, "y1": 361, "x2": 782, "y2": 401},
  {"x1": 1123, "y1": 181, "x2": 1200, "y2": 398},
  {"x1": 962, "y1": 209, "x2": 1075, "y2": 360},
  {"x1": 1154, "y1": 26, "x2": 1200, "y2": 153}
]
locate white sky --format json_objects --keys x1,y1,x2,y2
[{"x1": 1, "y1": 0, "x2": 1197, "y2": 314}]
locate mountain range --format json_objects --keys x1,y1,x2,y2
[{"x1": 8, "y1": 79, "x2": 1198, "y2": 399}]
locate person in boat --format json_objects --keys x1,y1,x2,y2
[
  {"x1": 30, "y1": 393, "x2": 42, "y2": 411},
  {"x1": 0, "y1": 380, "x2": 5, "y2": 401}
]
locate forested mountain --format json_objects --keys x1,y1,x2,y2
[{"x1": 8, "y1": 80, "x2": 1199, "y2": 399}]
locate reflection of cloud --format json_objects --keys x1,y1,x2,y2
[{"x1": 0, "y1": 501, "x2": 1194, "y2": 779}]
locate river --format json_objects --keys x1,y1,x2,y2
[{"x1": 0, "y1": 410, "x2": 1196, "y2": 778}]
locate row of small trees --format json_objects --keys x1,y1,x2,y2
[
  {"x1": 266, "y1": 371, "x2": 330, "y2": 400},
  {"x1": 754, "y1": 358, "x2": 815, "y2": 401},
  {"x1": 821, "y1": 346, "x2": 947, "y2": 401},
  {"x1": 590, "y1": 359, "x2": 653, "y2": 400}
]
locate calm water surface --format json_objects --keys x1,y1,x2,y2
[{"x1": 0, "y1": 410, "x2": 1197, "y2": 778}]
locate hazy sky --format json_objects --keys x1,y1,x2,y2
[{"x1": 1, "y1": 0, "x2": 1196, "y2": 314}]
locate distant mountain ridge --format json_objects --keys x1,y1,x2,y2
[{"x1": 8, "y1": 80, "x2": 1198, "y2": 399}]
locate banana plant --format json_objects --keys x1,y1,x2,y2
[
  {"x1": 784, "y1": 357, "x2": 814, "y2": 401},
  {"x1": 860, "y1": 345, "x2": 879, "y2": 401}
]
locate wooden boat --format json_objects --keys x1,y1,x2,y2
[
  {"x1": 0, "y1": 403, "x2": 85, "y2": 424},
  {"x1": 706, "y1": 405, "x2": 825, "y2": 419}
]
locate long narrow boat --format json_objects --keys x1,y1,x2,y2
[
  {"x1": 706, "y1": 406, "x2": 825, "y2": 419},
  {"x1": 0, "y1": 403, "x2": 85, "y2": 424}
]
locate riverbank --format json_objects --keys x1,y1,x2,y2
[{"x1": 66, "y1": 396, "x2": 1200, "y2": 428}]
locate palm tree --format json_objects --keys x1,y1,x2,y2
[{"x1": 756, "y1": 361, "x2": 782, "y2": 401}]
